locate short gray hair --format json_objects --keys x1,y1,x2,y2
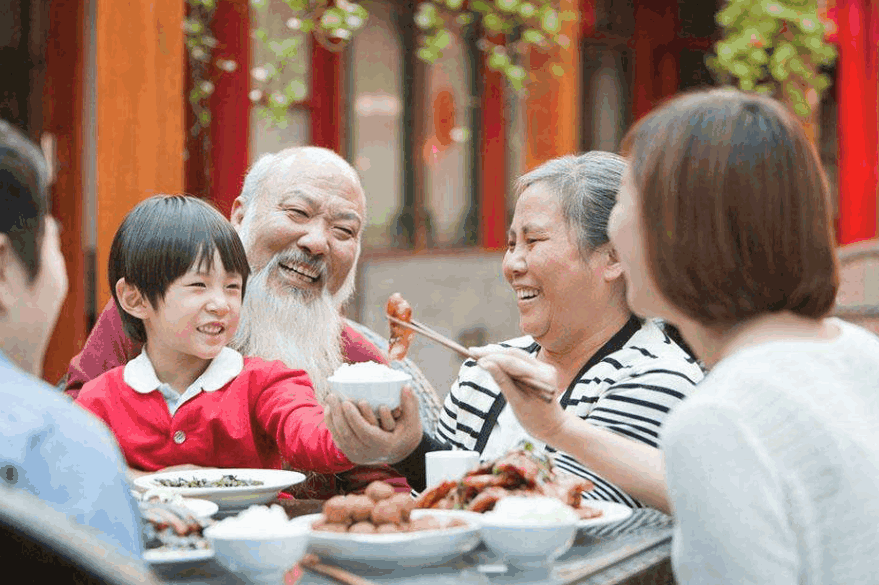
[{"x1": 514, "y1": 151, "x2": 626, "y2": 258}]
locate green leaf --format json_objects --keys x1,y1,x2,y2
[
  {"x1": 488, "y1": 52, "x2": 510, "y2": 70},
  {"x1": 749, "y1": 48, "x2": 768, "y2": 65},
  {"x1": 285, "y1": 79, "x2": 307, "y2": 102},
  {"x1": 731, "y1": 61, "x2": 751, "y2": 78},
  {"x1": 483, "y1": 13, "x2": 505, "y2": 32},
  {"x1": 522, "y1": 28, "x2": 545, "y2": 45},
  {"x1": 417, "y1": 47, "x2": 439, "y2": 63},
  {"x1": 435, "y1": 29, "x2": 452, "y2": 49},
  {"x1": 541, "y1": 7, "x2": 560, "y2": 34},
  {"x1": 472, "y1": 0, "x2": 493, "y2": 13},
  {"x1": 518, "y1": 2, "x2": 536, "y2": 18}
]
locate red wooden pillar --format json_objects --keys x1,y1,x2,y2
[
  {"x1": 631, "y1": 26, "x2": 654, "y2": 120},
  {"x1": 310, "y1": 40, "x2": 343, "y2": 154},
  {"x1": 43, "y1": 0, "x2": 87, "y2": 383},
  {"x1": 837, "y1": 0, "x2": 876, "y2": 244},
  {"x1": 868, "y1": 0, "x2": 879, "y2": 233},
  {"x1": 480, "y1": 36, "x2": 506, "y2": 250},
  {"x1": 209, "y1": 0, "x2": 251, "y2": 217}
]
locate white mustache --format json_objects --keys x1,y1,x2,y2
[{"x1": 272, "y1": 249, "x2": 328, "y2": 281}]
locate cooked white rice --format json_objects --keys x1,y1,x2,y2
[
  {"x1": 486, "y1": 496, "x2": 579, "y2": 524},
  {"x1": 330, "y1": 361, "x2": 410, "y2": 383},
  {"x1": 207, "y1": 505, "x2": 302, "y2": 538}
]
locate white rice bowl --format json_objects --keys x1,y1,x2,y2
[{"x1": 328, "y1": 362, "x2": 412, "y2": 411}]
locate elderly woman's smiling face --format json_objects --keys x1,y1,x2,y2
[{"x1": 504, "y1": 183, "x2": 612, "y2": 346}]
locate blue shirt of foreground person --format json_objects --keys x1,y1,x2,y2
[{"x1": 0, "y1": 119, "x2": 144, "y2": 559}]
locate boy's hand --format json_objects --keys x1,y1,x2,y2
[{"x1": 325, "y1": 386, "x2": 423, "y2": 465}]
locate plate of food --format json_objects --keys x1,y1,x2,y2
[
  {"x1": 139, "y1": 496, "x2": 215, "y2": 566},
  {"x1": 133, "y1": 468, "x2": 305, "y2": 510},
  {"x1": 415, "y1": 446, "x2": 632, "y2": 529},
  {"x1": 290, "y1": 481, "x2": 482, "y2": 568}
]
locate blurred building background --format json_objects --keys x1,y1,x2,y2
[{"x1": 2, "y1": 0, "x2": 876, "y2": 394}]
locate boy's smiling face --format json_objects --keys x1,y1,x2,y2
[{"x1": 140, "y1": 250, "x2": 244, "y2": 369}]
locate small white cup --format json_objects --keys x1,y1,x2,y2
[{"x1": 425, "y1": 450, "x2": 480, "y2": 488}]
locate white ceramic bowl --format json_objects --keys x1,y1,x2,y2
[
  {"x1": 478, "y1": 518, "x2": 579, "y2": 569},
  {"x1": 204, "y1": 522, "x2": 308, "y2": 584},
  {"x1": 327, "y1": 370, "x2": 412, "y2": 411}
]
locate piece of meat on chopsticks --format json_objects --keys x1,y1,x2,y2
[{"x1": 386, "y1": 293, "x2": 414, "y2": 361}]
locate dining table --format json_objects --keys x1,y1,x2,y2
[{"x1": 151, "y1": 499, "x2": 675, "y2": 585}]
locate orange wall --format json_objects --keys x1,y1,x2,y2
[{"x1": 95, "y1": 0, "x2": 186, "y2": 310}]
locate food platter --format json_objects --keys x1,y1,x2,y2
[
  {"x1": 133, "y1": 469, "x2": 305, "y2": 511},
  {"x1": 576, "y1": 501, "x2": 633, "y2": 529},
  {"x1": 292, "y1": 509, "x2": 482, "y2": 568}
]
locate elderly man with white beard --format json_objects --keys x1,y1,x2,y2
[{"x1": 64, "y1": 146, "x2": 434, "y2": 498}]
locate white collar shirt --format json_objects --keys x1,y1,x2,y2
[{"x1": 123, "y1": 347, "x2": 244, "y2": 416}]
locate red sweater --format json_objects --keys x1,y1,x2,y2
[{"x1": 76, "y1": 357, "x2": 352, "y2": 474}]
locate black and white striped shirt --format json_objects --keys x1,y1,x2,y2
[{"x1": 436, "y1": 316, "x2": 704, "y2": 508}]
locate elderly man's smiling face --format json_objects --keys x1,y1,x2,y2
[{"x1": 231, "y1": 156, "x2": 365, "y2": 299}]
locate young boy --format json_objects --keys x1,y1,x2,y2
[
  {"x1": 75, "y1": 195, "x2": 358, "y2": 476},
  {"x1": 0, "y1": 120, "x2": 144, "y2": 559}
]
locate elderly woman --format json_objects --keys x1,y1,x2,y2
[
  {"x1": 435, "y1": 152, "x2": 703, "y2": 507},
  {"x1": 475, "y1": 89, "x2": 879, "y2": 583}
]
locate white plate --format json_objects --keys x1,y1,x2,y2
[
  {"x1": 143, "y1": 548, "x2": 214, "y2": 565},
  {"x1": 135, "y1": 492, "x2": 220, "y2": 519},
  {"x1": 576, "y1": 501, "x2": 634, "y2": 528},
  {"x1": 293, "y1": 509, "x2": 482, "y2": 568},
  {"x1": 134, "y1": 469, "x2": 305, "y2": 510}
]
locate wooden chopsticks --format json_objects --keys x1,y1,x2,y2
[
  {"x1": 300, "y1": 554, "x2": 379, "y2": 585},
  {"x1": 386, "y1": 314, "x2": 556, "y2": 403}
]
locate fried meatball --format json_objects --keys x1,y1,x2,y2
[
  {"x1": 323, "y1": 495, "x2": 353, "y2": 524},
  {"x1": 365, "y1": 481, "x2": 396, "y2": 502},
  {"x1": 370, "y1": 499, "x2": 403, "y2": 525},
  {"x1": 348, "y1": 521, "x2": 377, "y2": 534},
  {"x1": 375, "y1": 522, "x2": 402, "y2": 534},
  {"x1": 387, "y1": 493, "x2": 415, "y2": 522},
  {"x1": 346, "y1": 495, "x2": 375, "y2": 522}
]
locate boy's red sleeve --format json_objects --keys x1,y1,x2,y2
[{"x1": 251, "y1": 363, "x2": 354, "y2": 475}]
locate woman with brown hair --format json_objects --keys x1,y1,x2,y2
[{"x1": 474, "y1": 88, "x2": 879, "y2": 583}]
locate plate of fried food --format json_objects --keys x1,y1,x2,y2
[
  {"x1": 133, "y1": 468, "x2": 305, "y2": 511},
  {"x1": 138, "y1": 493, "x2": 216, "y2": 565},
  {"x1": 414, "y1": 446, "x2": 633, "y2": 529},
  {"x1": 290, "y1": 481, "x2": 482, "y2": 568}
]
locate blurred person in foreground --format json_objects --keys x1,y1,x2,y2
[
  {"x1": 64, "y1": 147, "x2": 432, "y2": 497},
  {"x1": 0, "y1": 120, "x2": 144, "y2": 558},
  {"x1": 327, "y1": 152, "x2": 704, "y2": 503},
  {"x1": 473, "y1": 88, "x2": 879, "y2": 584}
]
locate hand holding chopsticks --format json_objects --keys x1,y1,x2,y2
[{"x1": 386, "y1": 314, "x2": 556, "y2": 403}]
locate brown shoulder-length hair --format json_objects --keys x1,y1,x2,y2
[{"x1": 620, "y1": 88, "x2": 839, "y2": 327}]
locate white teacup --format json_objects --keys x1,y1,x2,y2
[{"x1": 425, "y1": 450, "x2": 480, "y2": 488}]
